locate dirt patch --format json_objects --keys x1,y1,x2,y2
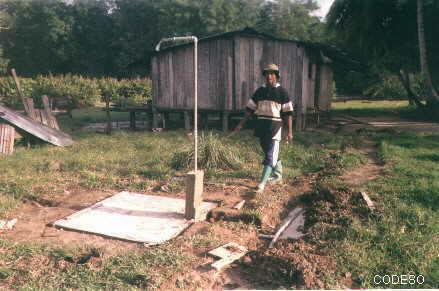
[
  {"x1": 160, "y1": 221, "x2": 260, "y2": 290},
  {"x1": 339, "y1": 138, "x2": 382, "y2": 188},
  {"x1": 0, "y1": 181, "x2": 267, "y2": 290},
  {"x1": 0, "y1": 135, "x2": 383, "y2": 289},
  {"x1": 0, "y1": 188, "x2": 140, "y2": 256},
  {"x1": 239, "y1": 241, "x2": 336, "y2": 289}
]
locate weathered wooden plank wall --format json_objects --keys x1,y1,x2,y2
[
  {"x1": 198, "y1": 39, "x2": 234, "y2": 109},
  {"x1": 152, "y1": 39, "x2": 233, "y2": 110},
  {"x1": 151, "y1": 34, "x2": 333, "y2": 116},
  {"x1": 234, "y1": 36, "x2": 301, "y2": 110}
]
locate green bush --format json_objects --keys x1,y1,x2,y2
[
  {"x1": 32, "y1": 74, "x2": 101, "y2": 108},
  {"x1": 0, "y1": 75, "x2": 152, "y2": 109},
  {"x1": 114, "y1": 78, "x2": 152, "y2": 107},
  {"x1": 171, "y1": 132, "x2": 243, "y2": 171},
  {"x1": 363, "y1": 73, "x2": 425, "y2": 99},
  {"x1": 0, "y1": 77, "x2": 35, "y2": 109}
]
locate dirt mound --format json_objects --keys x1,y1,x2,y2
[
  {"x1": 240, "y1": 241, "x2": 336, "y2": 289},
  {"x1": 237, "y1": 182, "x2": 374, "y2": 289}
]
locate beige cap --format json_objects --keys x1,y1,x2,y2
[{"x1": 262, "y1": 63, "x2": 280, "y2": 77}]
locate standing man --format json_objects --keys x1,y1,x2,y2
[{"x1": 233, "y1": 63, "x2": 294, "y2": 193}]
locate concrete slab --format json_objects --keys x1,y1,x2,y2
[{"x1": 54, "y1": 191, "x2": 216, "y2": 244}]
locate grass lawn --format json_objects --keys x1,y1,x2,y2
[
  {"x1": 332, "y1": 99, "x2": 409, "y2": 116},
  {"x1": 334, "y1": 131, "x2": 439, "y2": 288},
  {"x1": 0, "y1": 103, "x2": 438, "y2": 288},
  {"x1": 332, "y1": 99, "x2": 439, "y2": 122}
]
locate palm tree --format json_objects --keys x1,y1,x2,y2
[
  {"x1": 327, "y1": 0, "x2": 425, "y2": 107},
  {"x1": 417, "y1": 0, "x2": 439, "y2": 109}
]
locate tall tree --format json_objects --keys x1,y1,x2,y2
[
  {"x1": 67, "y1": 0, "x2": 114, "y2": 75},
  {"x1": 0, "y1": 8, "x2": 10, "y2": 74},
  {"x1": 2, "y1": 0, "x2": 74, "y2": 76},
  {"x1": 417, "y1": 0, "x2": 439, "y2": 108},
  {"x1": 256, "y1": 0, "x2": 324, "y2": 42},
  {"x1": 198, "y1": 0, "x2": 262, "y2": 34},
  {"x1": 327, "y1": 0, "x2": 439, "y2": 109}
]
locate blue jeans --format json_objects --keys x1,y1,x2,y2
[{"x1": 259, "y1": 137, "x2": 280, "y2": 167}]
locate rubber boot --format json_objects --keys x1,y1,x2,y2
[
  {"x1": 269, "y1": 161, "x2": 282, "y2": 184},
  {"x1": 257, "y1": 165, "x2": 272, "y2": 193}
]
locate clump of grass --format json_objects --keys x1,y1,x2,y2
[
  {"x1": 170, "y1": 131, "x2": 243, "y2": 171},
  {"x1": 0, "y1": 240, "x2": 190, "y2": 289}
]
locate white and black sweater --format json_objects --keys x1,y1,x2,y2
[{"x1": 245, "y1": 83, "x2": 294, "y2": 140}]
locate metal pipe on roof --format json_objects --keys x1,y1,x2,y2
[
  {"x1": 155, "y1": 36, "x2": 199, "y2": 172},
  {"x1": 155, "y1": 36, "x2": 197, "y2": 52}
]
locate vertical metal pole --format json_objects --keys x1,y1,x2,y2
[{"x1": 194, "y1": 39, "x2": 198, "y2": 172}]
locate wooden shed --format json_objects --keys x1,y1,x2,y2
[{"x1": 151, "y1": 28, "x2": 335, "y2": 130}]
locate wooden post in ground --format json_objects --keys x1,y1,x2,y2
[
  {"x1": 185, "y1": 170, "x2": 204, "y2": 221},
  {"x1": 184, "y1": 111, "x2": 191, "y2": 131},
  {"x1": 222, "y1": 112, "x2": 229, "y2": 132},
  {"x1": 163, "y1": 112, "x2": 169, "y2": 129},
  {"x1": 105, "y1": 95, "x2": 112, "y2": 135},
  {"x1": 129, "y1": 111, "x2": 136, "y2": 130},
  {"x1": 146, "y1": 111, "x2": 153, "y2": 130},
  {"x1": 201, "y1": 112, "x2": 208, "y2": 129},
  {"x1": 152, "y1": 108, "x2": 160, "y2": 129},
  {"x1": 295, "y1": 112, "x2": 302, "y2": 131},
  {"x1": 301, "y1": 113, "x2": 306, "y2": 130},
  {"x1": 0, "y1": 124, "x2": 15, "y2": 155}
]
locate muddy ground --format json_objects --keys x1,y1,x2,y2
[{"x1": 0, "y1": 121, "x2": 385, "y2": 290}]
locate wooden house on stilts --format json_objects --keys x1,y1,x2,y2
[{"x1": 151, "y1": 28, "x2": 336, "y2": 131}]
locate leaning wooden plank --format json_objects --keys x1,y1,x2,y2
[
  {"x1": 42, "y1": 95, "x2": 60, "y2": 129},
  {"x1": 10, "y1": 68, "x2": 30, "y2": 115},
  {"x1": 0, "y1": 104, "x2": 74, "y2": 147}
]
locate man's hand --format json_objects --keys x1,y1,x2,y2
[{"x1": 233, "y1": 123, "x2": 243, "y2": 133}]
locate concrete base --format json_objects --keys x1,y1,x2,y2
[
  {"x1": 53, "y1": 191, "x2": 216, "y2": 244},
  {"x1": 185, "y1": 170, "x2": 204, "y2": 221}
]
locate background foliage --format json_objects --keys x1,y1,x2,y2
[
  {"x1": 0, "y1": 75, "x2": 152, "y2": 109},
  {"x1": 0, "y1": 0, "x2": 324, "y2": 78}
]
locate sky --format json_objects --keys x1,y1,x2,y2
[{"x1": 311, "y1": 0, "x2": 335, "y2": 19}]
